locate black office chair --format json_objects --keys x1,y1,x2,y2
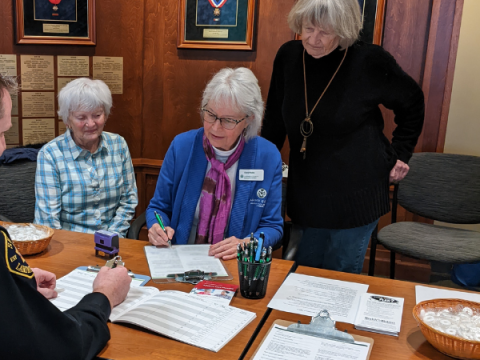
[
  {"x1": 0, "y1": 160, "x2": 37, "y2": 223},
  {"x1": 126, "y1": 211, "x2": 146, "y2": 240},
  {"x1": 368, "y1": 152, "x2": 480, "y2": 280}
]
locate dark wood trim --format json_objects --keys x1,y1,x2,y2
[
  {"x1": 133, "y1": 158, "x2": 163, "y2": 217},
  {"x1": 132, "y1": 158, "x2": 163, "y2": 168},
  {"x1": 421, "y1": 0, "x2": 458, "y2": 153},
  {"x1": 436, "y1": 0, "x2": 464, "y2": 153}
]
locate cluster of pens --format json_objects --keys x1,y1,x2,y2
[{"x1": 237, "y1": 232, "x2": 272, "y2": 299}]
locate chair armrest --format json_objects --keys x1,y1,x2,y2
[{"x1": 126, "y1": 212, "x2": 146, "y2": 240}]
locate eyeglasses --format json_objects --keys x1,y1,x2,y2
[{"x1": 201, "y1": 107, "x2": 248, "y2": 130}]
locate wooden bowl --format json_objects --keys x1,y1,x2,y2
[
  {"x1": 0, "y1": 221, "x2": 54, "y2": 255},
  {"x1": 413, "y1": 298, "x2": 480, "y2": 359}
]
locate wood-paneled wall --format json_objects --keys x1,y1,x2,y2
[
  {"x1": 0, "y1": 0, "x2": 463, "y2": 280},
  {"x1": 0, "y1": 0, "x2": 460, "y2": 159}
]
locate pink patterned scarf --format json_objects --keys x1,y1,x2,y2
[{"x1": 195, "y1": 134, "x2": 245, "y2": 244}]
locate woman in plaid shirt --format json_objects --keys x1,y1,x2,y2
[{"x1": 34, "y1": 78, "x2": 138, "y2": 237}]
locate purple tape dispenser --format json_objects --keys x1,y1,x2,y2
[{"x1": 94, "y1": 230, "x2": 119, "y2": 258}]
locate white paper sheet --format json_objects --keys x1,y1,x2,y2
[
  {"x1": 252, "y1": 325, "x2": 370, "y2": 360},
  {"x1": 51, "y1": 268, "x2": 145, "y2": 313},
  {"x1": 268, "y1": 273, "x2": 369, "y2": 324},
  {"x1": 354, "y1": 293, "x2": 404, "y2": 336},
  {"x1": 416, "y1": 285, "x2": 480, "y2": 304},
  {"x1": 144, "y1": 245, "x2": 228, "y2": 280},
  {"x1": 50, "y1": 269, "x2": 255, "y2": 352},
  {"x1": 115, "y1": 290, "x2": 256, "y2": 352}
]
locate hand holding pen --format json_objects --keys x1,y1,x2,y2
[{"x1": 148, "y1": 211, "x2": 174, "y2": 247}]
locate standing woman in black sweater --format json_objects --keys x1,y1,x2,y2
[{"x1": 261, "y1": 0, "x2": 424, "y2": 274}]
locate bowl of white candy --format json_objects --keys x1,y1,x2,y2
[
  {"x1": 0, "y1": 221, "x2": 54, "y2": 255},
  {"x1": 413, "y1": 299, "x2": 480, "y2": 359}
]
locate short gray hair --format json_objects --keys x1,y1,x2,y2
[
  {"x1": 58, "y1": 78, "x2": 112, "y2": 124},
  {"x1": 0, "y1": 74, "x2": 18, "y2": 119},
  {"x1": 287, "y1": 0, "x2": 362, "y2": 49},
  {"x1": 201, "y1": 67, "x2": 263, "y2": 141}
]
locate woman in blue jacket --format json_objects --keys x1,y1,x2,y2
[{"x1": 146, "y1": 68, "x2": 283, "y2": 260}]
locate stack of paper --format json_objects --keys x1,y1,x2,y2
[
  {"x1": 267, "y1": 273, "x2": 369, "y2": 324},
  {"x1": 353, "y1": 293, "x2": 404, "y2": 336},
  {"x1": 51, "y1": 268, "x2": 256, "y2": 352},
  {"x1": 268, "y1": 273, "x2": 405, "y2": 337}
]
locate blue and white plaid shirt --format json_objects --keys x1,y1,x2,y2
[{"x1": 34, "y1": 130, "x2": 138, "y2": 237}]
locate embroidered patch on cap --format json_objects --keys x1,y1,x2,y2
[{"x1": 2, "y1": 231, "x2": 34, "y2": 279}]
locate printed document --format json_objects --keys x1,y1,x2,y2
[
  {"x1": 144, "y1": 244, "x2": 228, "y2": 280},
  {"x1": 354, "y1": 293, "x2": 404, "y2": 336},
  {"x1": 416, "y1": 285, "x2": 480, "y2": 304},
  {"x1": 268, "y1": 273, "x2": 369, "y2": 324},
  {"x1": 252, "y1": 325, "x2": 370, "y2": 360},
  {"x1": 51, "y1": 269, "x2": 255, "y2": 352}
]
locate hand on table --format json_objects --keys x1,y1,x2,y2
[
  {"x1": 93, "y1": 266, "x2": 131, "y2": 309},
  {"x1": 389, "y1": 159, "x2": 410, "y2": 183},
  {"x1": 32, "y1": 267, "x2": 58, "y2": 299},
  {"x1": 148, "y1": 223, "x2": 175, "y2": 246},
  {"x1": 209, "y1": 236, "x2": 250, "y2": 260}
]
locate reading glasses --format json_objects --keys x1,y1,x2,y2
[{"x1": 201, "y1": 107, "x2": 248, "y2": 130}]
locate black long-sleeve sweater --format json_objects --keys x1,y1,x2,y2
[{"x1": 261, "y1": 40, "x2": 424, "y2": 229}]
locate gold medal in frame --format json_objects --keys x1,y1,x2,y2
[
  {"x1": 178, "y1": 0, "x2": 256, "y2": 50},
  {"x1": 16, "y1": 0, "x2": 96, "y2": 45}
]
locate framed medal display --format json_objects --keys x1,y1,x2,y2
[
  {"x1": 15, "y1": 0, "x2": 96, "y2": 45},
  {"x1": 178, "y1": 0, "x2": 256, "y2": 50}
]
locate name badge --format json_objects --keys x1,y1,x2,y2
[{"x1": 239, "y1": 169, "x2": 264, "y2": 181}]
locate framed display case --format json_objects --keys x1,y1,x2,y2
[
  {"x1": 177, "y1": 0, "x2": 256, "y2": 50},
  {"x1": 16, "y1": 0, "x2": 96, "y2": 45}
]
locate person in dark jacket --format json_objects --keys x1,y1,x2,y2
[
  {"x1": 0, "y1": 74, "x2": 132, "y2": 360},
  {"x1": 261, "y1": 0, "x2": 424, "y2": 273}
]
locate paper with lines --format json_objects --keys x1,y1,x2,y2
[
  {"x1": 51, "y1": 269, "x2": 255, "y2": 352},
  {"x1": 112, "y1": 290, "x2": 256, "y2": 352},
  {"x1": 50, "y1": 268, "x2": 144, "y2": 312}
]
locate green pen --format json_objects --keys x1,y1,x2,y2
[
  {"x1": 237, "y1": 243, "x2": 242, "y2": 261},
  {"x1": 154, "y1": 211, "x2": 172, "y2": 248},
  {"x1": 254, "y1": 249, "x2": 266, "y2": 280}
]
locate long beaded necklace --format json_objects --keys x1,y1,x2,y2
[{"x1": 300, "y1": 47, "x2": 348, "y2": 159}]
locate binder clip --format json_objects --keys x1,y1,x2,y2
[
  {"x1": 287, "y1": 310, "x2": 365, "y2": 346},
  {"x1": 87, "y1": 256, "x2": 136, "y2": 278},
  {"x1": 167, "y1": 270, "x2": 217, "y2": 285}
]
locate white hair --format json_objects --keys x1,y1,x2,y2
[
  {"x1": 57, "y1": 78, "x2": 112, "y2": 124},
  {"x1": 287, "y1": 0, "x2": 362, "y2": 49},
  {"x1": 201, "y1": 67, "x2": 264, "y2": 141}
]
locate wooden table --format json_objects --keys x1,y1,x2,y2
[
  {"x1": 26, "y1": 229, "x2": 294, "y2": 360},
  {"x1": 244, "y1": 266, "x2": 468, "y2": 360}
]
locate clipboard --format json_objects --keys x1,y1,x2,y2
[
  {"x1": 252, "y1": 319, "x2": 374, "y2": 359},
  {"x1": 77, "y1": 266, "x2": 151, "y2": 286}
]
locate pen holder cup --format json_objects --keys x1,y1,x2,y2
[{"x1": 237, "y1": 260, "x2": 271, "y2": 299}]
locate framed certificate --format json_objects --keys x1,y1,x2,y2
[
  {"x1": 177, "y1": 0, "x2": 256, "y2": 50},
  {"x1": 15, "y1": 0, "x2": 96, "y2": 45}
]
